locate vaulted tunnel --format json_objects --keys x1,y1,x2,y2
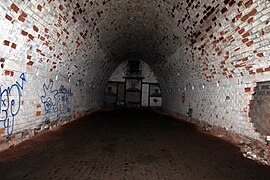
[{"x1": 0, "y1": 0, "x2": 270, "y2": 169}]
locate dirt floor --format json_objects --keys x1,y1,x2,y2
[{"x1": 0, "y1": 109, "x2": 270, "y2": 180}]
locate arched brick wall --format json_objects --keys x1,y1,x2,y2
[{"x1": 0, "y1": 0, "x2": 269, "y2": 153}]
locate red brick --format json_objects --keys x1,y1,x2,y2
[
  {"x1": 37, "y1": 5, "x2": 43, "y2": 11},
  {"x1": 28, "y1": 34, "x2": 34, "y2": 40},
  {"x1": 238, "y1": 57, "x2": 248, "y2": 62},
  {"x1": 247, "y1": 17, "x2": 254, "y2": 23},
  {"x1": 39, "y1": 35, "x2": 45, "y2": 41},
  {"x1": 238, "y1": 28, "x2": 245, "y2": 34},
  {"x1": 33, "y1": 25, "x2": 39, "y2": 32},
  {"x1": 221, "y1": 7, "x2": 228, "y2": 14},
  {"x1": 265, "y1": 67, "x2": 270, "y2": 72},
  {"x1": 5, "y1": 14, "x2": 12, "y2": 21},
  {"x1": 27, "y1": 55, "x2": 32, "y2": 59},
  {"x1": 3, "y1": 40, "x2": 10, "y2": 46},
  {"x1": 36, "y1": 111, "x2": 41, "y2": 116},
  {"x1": 257, "y1": 53, "x2": 264, "y2": 57},
  {"x1": 242, "y1": 32, "x2": 250, "y2": 38},
  {"x1": 256, "y1": 68, "x2": 264, "y2": 73},
  {"x1": 11, "y1": 3, "x2": 19, "y2": 13},
  {"x1": 242, "y1": 38, "x2": 249, "y2": 43},
  {"x1": 235, "y1": 63, "x2": 245, "y2": 68},
  {"x1": 59, "y1": 5, "x2": 64, "y2": 11},
  {"x1": 245, "y1": 0, "x2": 253, "y2": 8},
  {"x1": 18, "y1": 13, "x2": 26, "y2": 22},
  {"x1": 248, "y1": 9, "x2": 257, "y2": 17},
  {"x1": 249, "y1": 70, "x2": 255, "y2": 74},
  {"x1": 246, "y1": 66, "x2": 253, "y2": 70},
  {"x1": 21, "y1": 12, "x2": 27, "y2": 17},
  {"x1": 5, "y1": 70, "x2": 14, "y2": 76},
  {"x1": 241, "y1": 15, "x2": 249, "y2": 21},
  {"x1": 245, "y1": 87, "x2": 251, "y2": 92},
  {"x1": 238, "y1": 1, "x2": 243, "y2": 6},
  {"x1": 21, "y1": 30, "x2": 28, "y2": 36},
  {"x1": 27, "y1": 61, "x2": 34, "y2": 66},
  {"x1": 246, "y1": 40, "x2": 254, "y2": 47},
  {"x1": 11, "y1": 43, "x2": 17, "y2": 49},
  {"x1": 235, "y1": 13, "x2": 242, "y2": 19},
  {"x1": 234, "y1": 47, "x2": 240, "y2": 51}
]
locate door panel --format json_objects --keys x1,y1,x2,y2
[{"x1": 141, "y1": 84, "x2": 149, "y2": 107}]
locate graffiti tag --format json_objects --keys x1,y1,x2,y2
[
  {"x1": 40, "y1": 81, "x2": 72, "y2": 122},
  {"x1": 0, "y1": 73, "x2": 26, "y2": 136}
]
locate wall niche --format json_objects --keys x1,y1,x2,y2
[{"x1": 250, "y1": 81, "x2": 270, "y2": 135}]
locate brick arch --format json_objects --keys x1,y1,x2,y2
[{"x1": 0, "y1": 0, "x2": 269, "y2": 159}]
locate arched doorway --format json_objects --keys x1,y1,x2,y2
[{"x1": 104, "y1": 60, "x2": 162, "y2": 108}]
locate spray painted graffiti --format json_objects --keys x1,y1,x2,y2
[
  {"x1": 0, "y1": 73, "x2": 26, "y2": 136},
  {"x1": 40, "y1": 81, "x2": 72, "y2": 124}
]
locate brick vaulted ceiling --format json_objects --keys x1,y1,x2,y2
[{"x1": 1, "y1": 0, "x2": 270, "y2": 91}]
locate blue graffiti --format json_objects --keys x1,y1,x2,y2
[
  {"x1": 0, "y1": 73, "x2": 26, "y2": 136},
  {"x1": 40, "y1": 81, "x2": 72, "y2": 121}
]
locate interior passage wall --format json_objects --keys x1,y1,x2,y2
[
  {"x1": 0, "y1": 61, "x2": 102, "y2": 149},
  {"x1": 163, "y1": 82, "x2": 259, "y2": 139},
  {"x1": 162, "y1": 0, "x2": 270, "y2": 141},
  {"x1": 0, "y1": 2, "x2": 103, "y2": 149}
]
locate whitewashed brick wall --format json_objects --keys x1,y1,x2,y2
[
  {"x1": 0, "y1": 0, "x2": 270, "y2": 144},
  {"x1": 0, "y1": 1, "x2": 103, "y2": 140}
]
